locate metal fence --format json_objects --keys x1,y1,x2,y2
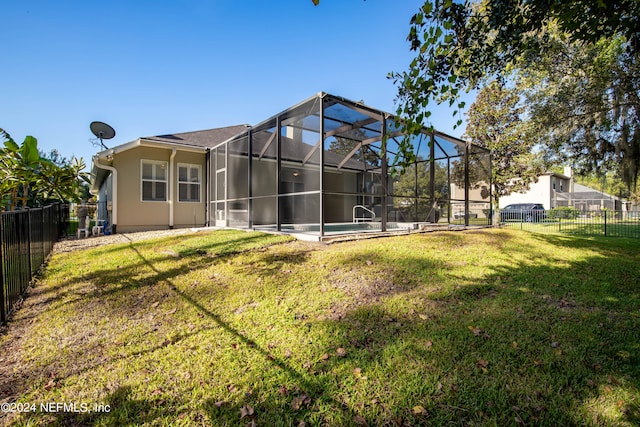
[
  {"x1": 1, "y1": 203, "x2": 68, "y2": 324},
  {"x1": 500, "y1": 209, "x2": 640, "y2": 239}
]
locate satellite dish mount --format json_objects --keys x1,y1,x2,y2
[{"x1": 90, "y1": 121, "x2": 116, "y2": 150}]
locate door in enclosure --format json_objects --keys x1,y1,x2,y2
[{"x1": 212, "y1": 145, "x2": 227, "y2": 227}]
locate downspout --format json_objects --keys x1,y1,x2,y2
[
  {"x1": 205, "y1": 148, "x2": 210, "y2": 227},
  {"x1": 92, "y1": 155, "x2": 118, "y2": 234},
  {"x1": 169, "y1": 148, "x2": 177, "y2": 229}
]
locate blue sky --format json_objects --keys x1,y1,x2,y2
[{"x1": 2, "y1": 0, "x2": 470, "y2": 169}]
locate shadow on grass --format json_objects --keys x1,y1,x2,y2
[
  {"x1": 307, "y1": 235, "x2": 640, "y2": 425},
  {"x1": 94, "y1": 238, "x2": 361, "y2": 426},
  {"x1": 50, "y1": 386, "x2": 187, "y2": 427},
  {"x1": 13, "y1": 229, "x2": 640, "y2": 426},
  {"x1": 27, "y1": 231, "x2": 289, "y2": 313}
]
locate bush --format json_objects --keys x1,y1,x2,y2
[{"x1": 549, "y1": 206, "x2": 579, "y2": 219}]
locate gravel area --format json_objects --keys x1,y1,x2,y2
[{"x1": 52, "y1": 228, "x2": 201, "y2": 253}]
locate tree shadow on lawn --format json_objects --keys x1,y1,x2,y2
[
  {"x1": 73, "y1": 241, "x2": 363, "y2": 426},
  {"x1": 11, "y1": 230, "x2": 640, "y2": 426},
  {"x1": 24, "y1": 231, "x2": 289, "y2": 314},
  {"x1": 193, "y1": 235, "x2": 639, "y2": 426},
  {"x1": 47, "y1": 385, "x2": 192, "y2": 427},
  {"x1": 308, "y1": 241, "x2": 640, "y2": 425},
  {"x1": 151, "y1": 233, "x2": 638, "y2": 424}
]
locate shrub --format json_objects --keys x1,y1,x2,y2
[{"x1": 549, "y1": 206, "x2": 579, "y2": 219}]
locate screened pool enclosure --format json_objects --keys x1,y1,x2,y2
[{"x1": 210, "y1": 93, "x2": 491, "y2": 239}]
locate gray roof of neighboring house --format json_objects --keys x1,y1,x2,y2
[{"x1": 143, "y1": 124, "x2": 251, "y2": 148}]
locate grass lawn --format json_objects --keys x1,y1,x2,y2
[
  {"x1": 1, "y1": 228, "x2": 639, "y2": 426},
  {"x1": 501, "y1": 218, "x2": 640, "y2": 239}
]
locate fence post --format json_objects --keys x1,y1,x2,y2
[
  {"x1": 42, "y1": 207, "x2": 46, "y2": 261},
  {"x1": 604, "y1": 210, "x2": 607, "y2": 237},
  {"x1": 0, "y1": 215, "x2": 5, "y2": 324},
  {"x1": 27, "y1": 209, "x2": 32, "y2": 282}
]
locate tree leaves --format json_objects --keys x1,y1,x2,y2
[
  {"x1": 0, "y1": 129, "x2": 90, "y2": 209},
  {"x1": 391, "y1": 0, "x2": 640, "y2": 190},
  {"x1": 463, "y1": 81, "x2": 545, "y2": 208}
]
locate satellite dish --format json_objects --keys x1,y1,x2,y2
[{"x1": 90, "y1": 121, "x2": 116, "y2": 150}]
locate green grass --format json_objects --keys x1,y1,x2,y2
[
  {"x1": 1, "y1": 229, "x2": 639, "y2": 426},
  {"x1": 501, "y1": 218, "x2": 640, "y2": 239}
]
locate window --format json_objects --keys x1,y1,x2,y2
[
  {"x1": 141, "y1": 160, "x2": 167, "y2": 201},
  {"x1": 178, "y1": 163, "x2": 201, "y2": 202}
]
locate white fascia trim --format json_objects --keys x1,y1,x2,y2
[
  {"x1": 94, "y1": 138, "x2": 207, "y2": 160},
  {"x1": 138, "y1": 138, "x2": 208, "y2": 153}
]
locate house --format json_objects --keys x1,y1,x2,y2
[
  {"x1": 499, "y1": 166, "x2": 624, "y2": 212},
  {"x1": 90, "y1": 92, "x2": 492, "y2": 239},
  {"x1": 90, "y1": 125, "x2": 249, "y2": 233}
]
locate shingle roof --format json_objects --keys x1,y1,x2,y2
[{"x1": 143, "y1": 125, "x2": 250, "y2": 148}]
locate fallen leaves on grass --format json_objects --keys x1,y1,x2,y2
[
  {"x1": 336, "y1": 347, "x2": 347, "y2": 357},
  {"x1": 412, "y1": 405, "x2": 428, "y2": 415},
  {"x1": 477, "y1": 359, "x2": 489, "y2": 373},
  {"x1": 353, "y1": 415, "x2": 368, "y2": 425},
  {"x1": 278, "y1": 386, "x2": 289, "y2": 396},
  {"x1": 468, "y1": 325, "x2": 490, "y2": 339},
  {"x1": 240, "y1": 404, "x2": 254, "y2": 419},
  {"x1": 291, "y1": 394, "x2": 311, "y2": 411}
]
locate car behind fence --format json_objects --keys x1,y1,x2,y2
[
  {"x1": 0, "y1": 203, "x2": 68, "y2": 324},
  {"x1": 500, "y1": 208, "x2": 640, "y2": 239}
]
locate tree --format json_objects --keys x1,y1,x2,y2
[
  {"x1": 518, "y1": 31, "x2": 640, "y2": 193},
  {"x1": 0, "y1": 129, "x2": 41, "y2": 210},
  {"x1": 393, "y1": 158, "x2": 449, "y2": 221},
  {"x1": 464, "y1": 81, "x2": 544, "y2": 208},
  {"x1": 34, "y1": 155, "x2": 89, "y2": 206},
  {"x1": 326, "y1": 130, "x2": 381, "y2": 169},
  {"x1": 0, "y1": 129, "x2": 90, "y2": 210},
  {"x1": 391, "y1": 0, "x2": 639, "y2": 126},
  {"x1": 388, "y1": 0, "x2": 640, "y2": 176}
]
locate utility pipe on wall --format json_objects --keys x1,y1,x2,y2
[
  {"x1": 169, "y1": 148, "x2": 176, "y2": 229},
  {"x1": 92, "y1": 155, "x2": 118, "y2": 233}
]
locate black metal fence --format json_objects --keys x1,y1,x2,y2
[
  {"x1": 500, "y1": 209, "x2": 640, "y2": 239},
  {"x1": 1, "y1": 203, "x2": 68, "y2": 324}
]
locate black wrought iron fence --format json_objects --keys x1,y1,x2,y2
[
  {"x1": 0, "y1": 203, "x2": 68, "y2": 324},
  {"x1": 500, "y1": 209, "x2": 640, "y2": 239}
]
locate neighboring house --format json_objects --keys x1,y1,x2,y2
[
  {"x1": 499, "y1": 166, "x2": 624, "y2": 212},
  {"x1": 90, "y1": 92, "x2": 491, "y2": 238}
]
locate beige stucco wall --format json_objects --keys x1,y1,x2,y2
[{"x1": 112, "y1": 146, "x2": 206, "y2": 232}]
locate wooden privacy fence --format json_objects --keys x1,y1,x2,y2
[{"x1": 0, "y1": 203, "x2": 68, "y2": 324}]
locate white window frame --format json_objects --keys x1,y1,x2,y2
[
  {"x1": 141, "y1": 159, "x2": 168, "y2": 202},
  {"x1": 177, "y1": 163, "x2": 202, "y2": 203}
]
